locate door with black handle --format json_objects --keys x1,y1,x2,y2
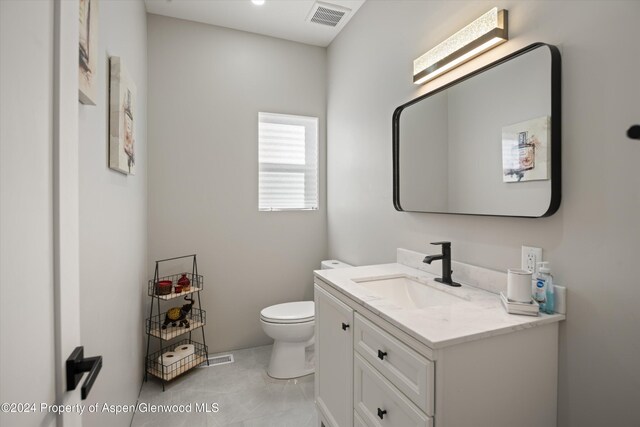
[{"x1": 66, "y1": 347, "x2": 103, "y2": 400}]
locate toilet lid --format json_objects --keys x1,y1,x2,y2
[{"x1": 260, "y1": 301, "x2": 314, "y2": 324}]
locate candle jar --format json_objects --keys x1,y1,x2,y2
[{"x1": 155, "y1": 280, "x2": 172, "y2": 296}]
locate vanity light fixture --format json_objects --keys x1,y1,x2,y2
[
  {"x1": 413, "y1": 7, "x2": 508, "y2": 85},
  {"x1": 251, "y1": 0, "x2": 265, "y2": 5}
]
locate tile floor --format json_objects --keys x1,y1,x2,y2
[{"x1": 131, "y1": 345, "x2": 317, "y2": 427}]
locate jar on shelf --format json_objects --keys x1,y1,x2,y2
[
  {"x1": 155, "y1": 280, "x2": 172, "y2": 296},
  {"x1": 178, "y1": 274, "x2": 191, "y2": 291}
]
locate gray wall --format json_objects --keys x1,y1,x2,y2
[
  {"x1": 78, "y1": 1, "x2": 148, "y2": 426},
  {"x1": 147, "y1": 15, "x2": 327, "y2": 353},
  {"x1": 0, "y1": 1, "x2": 56, "y2": 426},
  {"x1": 327, "y1": 1, "x2": 640, "y2": 426}
]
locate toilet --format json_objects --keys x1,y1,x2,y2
[{"x1": 260, "y1": 260, "x2": 352, "y2": 379}]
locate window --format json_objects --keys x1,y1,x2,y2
[{"x1": 258, "y1": 112, "x2": 319, "y2": 211}]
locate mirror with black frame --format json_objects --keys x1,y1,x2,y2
[{"x1": 393, "y1": 43, "x2": 561, "y2": 217}]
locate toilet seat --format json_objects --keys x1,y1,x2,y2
[{"x1": 260, "y1": 301, "x2": 314, "y2": 324}]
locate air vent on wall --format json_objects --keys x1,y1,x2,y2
[{"x1": 307, "y1": 1, "x2": 351, "y2": 28}]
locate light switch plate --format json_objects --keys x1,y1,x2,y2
[{"x1": 521, "y1": 246, "x2": 542, "y2": 275}]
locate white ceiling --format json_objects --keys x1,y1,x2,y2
[{"x1": 144, "y1": 0, "x2": 366, "y2": 47}]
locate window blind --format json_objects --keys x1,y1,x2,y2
[{"x1": 258, "y1": 113, "x2": 318, "y2": 211}]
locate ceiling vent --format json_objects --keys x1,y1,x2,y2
[{"x1": 307, "y1": 1, "x2": 351, "y2": 28}]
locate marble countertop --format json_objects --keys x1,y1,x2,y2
[{"x1": 314, "y1": 262, "x2": 565, "y2": 350}]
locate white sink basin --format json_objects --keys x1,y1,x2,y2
[{"x1": 353, "y1": 275, "x2": 465, "y2": 309}]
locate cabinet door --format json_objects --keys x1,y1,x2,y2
[{"x1": 315, "y1": 284, "x2": 354, "y2": 427}]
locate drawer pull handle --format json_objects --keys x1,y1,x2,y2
[
  {"x1": 377, "y1": 408, "x2": 387, "y2": 419},
  {"x1": 377, "y1": 350, "x2": 388, "y2": 360},
  {"x1": 341, "y1": 322, "x2": 350, "y2": 331}
]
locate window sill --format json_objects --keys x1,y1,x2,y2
[{"x1": 259, "y1": 207, "x2": 319, "y2": 212}]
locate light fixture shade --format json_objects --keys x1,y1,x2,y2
[{"x1": 413, "y1": 8, "x2": 508, "y2": 85}]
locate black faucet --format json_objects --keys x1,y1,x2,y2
[{"x1": 423, "y1": 241, "x2": 461, "y2": 287}]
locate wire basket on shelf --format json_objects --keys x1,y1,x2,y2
[
  {"x1": 147, "y1": 272, "x2": 204, "y2": 299},
  {"x1": 146, "y1": 308, "x2": 206, "y2": 341},
  {"x1": 146, "y1": 339, "x2": 208, "y2": 381}
]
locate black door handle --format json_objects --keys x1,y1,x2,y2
[
  {"x1": 377, "y1": 408, "x2": 387, "y2": 419},
  {"x1": 378, "y1": 349, "x2": 388, "y2": 360},
  {"x1": 341, "y1": 322, "x2": 349, "y2": 331},
  {"x1": 66, "y1": 346, "x2": 102, "y2": 400}
]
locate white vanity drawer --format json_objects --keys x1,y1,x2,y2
[
  {"x1": 354, "y1": 353, "x2": 432, "y2": 427},
  {"x1": 354, "y1": 314, "x2": 434, "y2": 416},
  {"x1": 354, "y1": 410, "x2": 368, "y2": 427}
]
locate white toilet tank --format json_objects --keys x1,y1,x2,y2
[{"x1": 321, "y1": 260, "x2": 352, "y2": 270}]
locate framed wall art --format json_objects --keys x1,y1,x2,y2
[
  {"x1": 109, "y1": 56, "x2": 136, "y2": 175},
  {"x1": 79, "y1": 0, "x2": 98, "y2": 105},
  {"x1": 502, "y1": 116, "x2": 550, "y2": 183}
]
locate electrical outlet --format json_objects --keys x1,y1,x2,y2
[{"x1": 521, "y1": 246, "x2": 542, "y2": 274}]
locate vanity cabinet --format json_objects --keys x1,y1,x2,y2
[
  {"x1": 315, "y1": 284, "x2": 354, "y2": 427},
  {"x1": 315, "y1": 277, "x2": 560, "y2": 427}
]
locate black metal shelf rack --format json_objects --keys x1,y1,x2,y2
[{"x1": 144, "y1": 254, "x2": 209, "y2": 390}]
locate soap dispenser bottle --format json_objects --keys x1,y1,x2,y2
[{"x1": 534, "y1": 262, "x2": 555, "y2": 314}]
